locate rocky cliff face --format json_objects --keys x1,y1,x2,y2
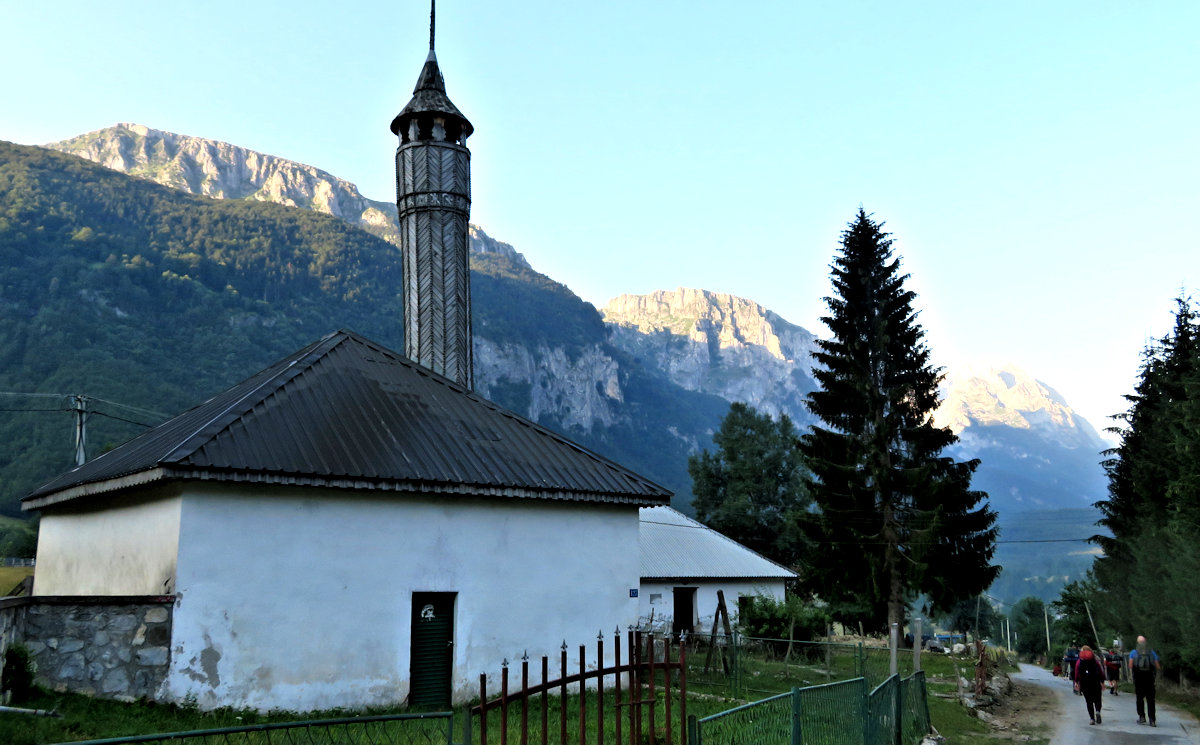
[
  {"x1": 474, "y1": 338, "x2": 623, "y2": 432},
  {"x1": 602, "y1": 288, "x2": 819, "y2": 422},
  {"x1": 936, "y1": 365, "x2": 1107, "y2": 450},
  {"x1": 45, "y1": 124, "x2": 532, "y2": 270}
]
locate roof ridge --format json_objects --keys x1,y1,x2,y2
[{"x1": 162, "y1": 331, "x2": 349, "y2": 464}]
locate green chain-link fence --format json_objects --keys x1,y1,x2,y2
[
  {"x1": 684, "y1": 632, "x2": 940, "y2": 701},
  {"x1": 688, "y1": 672, "x2": 929, "y2": 745},
  {"x1": 53, "y1": 712, "x2": 456, "y2": 745},
  {"x1": 683, "y1": 634, "x2": 869, "y2": 699}
]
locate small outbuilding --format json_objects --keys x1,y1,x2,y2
[{"x1": 638, "y1": 506, "x2": 796, "y2": 636}]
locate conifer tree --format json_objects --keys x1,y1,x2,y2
[
  {"x1": 1093, "y1": 297, "x2": 1200, "y2": 668},
  {"x1": 800, "y1": 209, "x2": 998, "y2": 630},
  {"x1": 689, "y1": 402, "x2": 810, "y2": 567}
]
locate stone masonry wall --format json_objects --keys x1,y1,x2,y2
[{"x1": 18, "y1": 596, "x2": 173, "y2": 701}]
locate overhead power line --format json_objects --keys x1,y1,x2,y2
[{"x1": 0, "y1": 391, "x2": 167, "y2": 465}]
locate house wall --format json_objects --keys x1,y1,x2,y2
[
  {"x1": 165, "y1": 485, "x2": 642, "y2": 712},
  {"x1": 638, "y1": 580, "x2": 787, "y2": 635},
  {"x1": 33, "y1": 488, "x2": 182, "y2": 596}
]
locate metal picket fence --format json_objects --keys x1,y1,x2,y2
[
  {"x1": 688, "y1": 672, "x2": 929, "y2": 745},
  {"x1": 54, "y1": 712, "x2": 456, "y2": 745}
]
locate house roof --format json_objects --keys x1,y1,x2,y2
[
  {"x1": 23, "y1": 330, "x2": 671, "y2": 511},
  {"x1": 639, "y1": 506, "x2": 797, "y2": 581}
]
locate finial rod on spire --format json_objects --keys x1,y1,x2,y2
[{"x1": 429, "y1": 0, "x2": 436, "y2": 51}]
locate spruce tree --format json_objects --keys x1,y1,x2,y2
[
  {"x1": 1093, "y1": 297, "x2": 1200, "y2": 668},
  {"x1": 800, "y1": 209, "x2": 999, "y2": 630}
]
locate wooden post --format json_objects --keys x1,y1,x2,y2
[
  {"x1": 1044, "y1": 607, "x2": 1052, "y2": 663},
  {"x1": 717, "y1": 591, "x2": 733, "y2": 676}
]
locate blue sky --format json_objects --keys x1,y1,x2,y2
[{"x1": 2, "y1": 1, "x2": 1197, "y2": 430}]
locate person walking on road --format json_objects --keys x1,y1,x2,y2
[
  {"x1": 1074, "y1": 645, "x2": 1106, "y2": 724},
  {"x1": 1104, "y1": 647, "x2": 1122, "y2": 695},
  {"x1": 1128, "y1": 635, "x2": 1161, "y2": 726}
]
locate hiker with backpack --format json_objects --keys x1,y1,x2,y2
[
  {"x1": 1104, "y1": 647, "x2": 1122, "y2": 695},
  {"x1": 1128, "y1": 635, "x2": 1161, "y2": 726},
  {"x1": 1074, "y1": 645, "x2": 1106, "y2": 725}
]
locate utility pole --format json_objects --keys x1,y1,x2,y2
[
  {"x1": 1044, "y1": 607, "x2": 1053, "y2": 661},
  {"x1": 71, "y1": 394, "x2": 89, "y2": 466}
]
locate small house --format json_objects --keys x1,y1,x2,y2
[{"x1": 638, "y1": 506, "x2": 796, "y2": 636}]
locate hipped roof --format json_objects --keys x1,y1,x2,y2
[
  {"x1": 24, "y1": 330, "x2": 671, "y2": 511},
  {"x1": 639, "y1": 506, "x2": 797, "y2": 581}
]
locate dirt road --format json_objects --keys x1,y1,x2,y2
[{"x1": 1013, "y1": 663, "x2": 1200, "y2": 744}]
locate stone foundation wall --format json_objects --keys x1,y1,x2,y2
[{"x1": 17, "y1": 596, "x2": 174, "y2": 701}]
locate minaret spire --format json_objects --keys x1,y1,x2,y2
[
  {"x1": 391, "y1": 4, "x2": 475, "y2": 389},
  {"x1": 429, "y1": 0, "x2": 436, "y2": 53}
]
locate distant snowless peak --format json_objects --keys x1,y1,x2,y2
[{"x1": 934, "y1": 362, "x2": 1108, "y2": 449}]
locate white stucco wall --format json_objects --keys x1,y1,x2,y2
[
  {"x1": 33, "y1": 488, "x2": 182, "y2": 596},
  {"x1": 638, "y1": 580, "x2": 787, "y2": 635},
  {"x1": 165, "y1": 485, "x2": 642, "y2": 711}
]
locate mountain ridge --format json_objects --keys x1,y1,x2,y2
[{"x1": 44, "y1": 123, "x2": 1110, "y2": 515}]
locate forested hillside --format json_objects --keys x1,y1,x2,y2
[{"x1": 0, "y1": 142, "x2": 724, "y2": 517}]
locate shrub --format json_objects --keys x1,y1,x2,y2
[
  {"x1": 2, "y1": 644, "x2": 35, "y2": 703},
  {"x1": 738, "y1": 594, "x2": 829, "y2": 643}
]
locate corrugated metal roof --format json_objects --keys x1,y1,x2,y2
[
  {"x1": 639, "y1": 506, "x2": 797, "y2": 580},
  {"x1": 24, "y1": 330, "x2": 672, "y2": 511}
]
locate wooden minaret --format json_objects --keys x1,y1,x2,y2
[{"x1": 390, "y1": 1, "x2": 474, "y2": 389}]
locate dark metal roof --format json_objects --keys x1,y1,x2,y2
[
  {"x1": 389, "y1": 51, "x2": 474, "y2": 138},
  {"x1": 23, "y1": 330, "x2": 671, "y2": 511}
]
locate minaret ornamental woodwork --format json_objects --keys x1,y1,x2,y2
[{"x1": 390, "y1": 6, "x2": 474, "y2": 390}]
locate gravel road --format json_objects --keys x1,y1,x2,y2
[{"x1": 1013, "y1": 663, "x2": 1200, "y2": 744}]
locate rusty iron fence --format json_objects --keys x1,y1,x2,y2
[
  {"x1": 469, "y1": 629, "x2": 686, "y2": 745},
  {"x1": 53, "y1": 712, "x2": 456, "y2": 745}
]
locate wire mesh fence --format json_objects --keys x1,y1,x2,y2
[
  {"x1": 865, "y1": 677, "x2": 897, "y2": 745},
  {"x1": 898, "y1": 671, "x2": 930, "y2": 745},
  {"x1": 688, "y1": 672, "x2": 928, "y2": 745},
  {"x1": 689, "y1": 691, "x2": 794, "y2": 745},
  {"x1": 682, "y1": 634, "x2": 867, "y2": 699},
  {"x1": 55, "y1": 712, "x2": 456, "y2": 745},
  {"x1": 793, "y1": 678, "x2": 868, "y2": 745}
]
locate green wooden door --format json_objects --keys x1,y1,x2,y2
[{"x1": 410, "y1": 592, "x2": 456, "y2": 707}]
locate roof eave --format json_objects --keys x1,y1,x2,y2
[
  {"x1": 22, "y1": 467, "x2": 171, "y2": 511},
  {"x1": 23, "y1": 466, "x2": 671, "y2": 512}
]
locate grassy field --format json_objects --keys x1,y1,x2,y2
[
  {"x1": 0, "y1": 565, "x2": 33, "y2": 594},
  {"x1": 0, "y1": 643, "x2": 1014, "y2": 744}
]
